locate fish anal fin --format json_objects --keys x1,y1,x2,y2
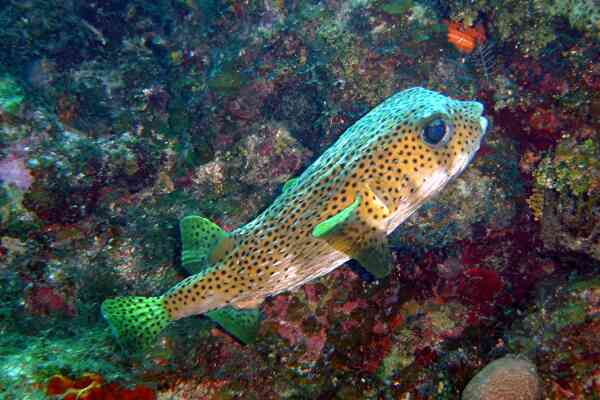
[
  {"x1": 206, "y1": 306, "x2": 262, "y2": 344},
  {"x1": 312, "y1": 190, "x2": 393, "y2": 279},
  {"x1": 180, "y1": 215, "x2": 230, "y2": 274},
  {"x1": 353, "y1": 231, "x2": 392, "y2": 279}
]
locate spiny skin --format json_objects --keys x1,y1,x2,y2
[
  {"x1": 101, "y1": 88, "x2": 488, "y2": 347},
  {"x1": 163, "y1": 87, "x2": 487, "y2": 320}
]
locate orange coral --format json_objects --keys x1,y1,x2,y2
[
  {"x1": 446, "y1": 21, "x2": 486, "y2": 54},
  {"x1": 46, "y1": 373, "x2": 156, "y2": 400}
]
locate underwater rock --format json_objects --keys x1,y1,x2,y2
[
  {"x1": 506, "y1": 274, "x2": 600, "y2": 397},
  {"x1": 268, "y1": 80, "x2": 326, "y2": 152},
  {"x1": 234, "y1": 122, "x2": 312, "y2": 190},
  {"x1": 448, "y1": 0, "x2": 599, "y2": 57},
  {"x1": 529, "y1": 137, "x2": 600, "y2": 261},
  {"x1": 208, "y1": 63, "x2": 244, "y2": 96},
  {"x1": 462, "y1": 355, "x2": 542, "y2": 400},
  {"x1": 24, "y1": 129, "x2": 159, "y2": 224}
]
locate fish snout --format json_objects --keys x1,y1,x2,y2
[
  {"x1": 471, "y1": 101, "x2": 484, "y2": 115},
  {"x1": 471, "y1": 101, "x2": 488, "y2": 137},
  {"x1": 466, "y1": 101, "x2": 488, "y2": 139}
]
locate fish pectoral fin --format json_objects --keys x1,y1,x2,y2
[
  {"x1": 179, "y1": 215, "x2": 231, "y2": 274},
  {"x1": 312, "y1": 192, "x2": 393, "y2": 279},
  {"x1": 312, "y1": 195, "x2": 362, "y2": 239},
  {"x1": 205, "y1": 306, "x2": 262, "y2": 344}
]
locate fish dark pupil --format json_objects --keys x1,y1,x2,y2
[{"x1": 423, "y1": 119, "x2": 446, "y2": 145}]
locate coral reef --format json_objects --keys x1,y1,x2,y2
[
  {"x1": 529, "y1": 137, "x2": 600, "y2": 260},
  {"x1": 447, "y1": 0, "x2": 600, "y2": 57},
  {"x1": 506, "y1": 275, "x2": 600, "y2": 398},
  {"x1": 0, "y1": 0, "x2": 599, "y2": 398}
]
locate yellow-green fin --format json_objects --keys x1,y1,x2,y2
[
  {"x1": 352, "y1": 230, "x2": 392, "y2": 279},
  {"x1": 312, "y1": 196, "x2": 361, "y2": 238},
  {"x1": 101, "y1": 296, "x2": 170, "y2": 350},
  {"x1": 282, "y1": 177, "x2": 299, "y2": 192},
  {"x1": 312, "y1": 193, "x2": 392, "y2": 279},
  {"x1": 206, "y1": 306, "x2": 261, "y2": 344},
  {"x1": 180, "y1": 215, "x2": 231, "y2": 274}
]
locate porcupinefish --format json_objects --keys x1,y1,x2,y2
[{"x1": 102, "y1": 87, "x2": 488, "y2": 348}]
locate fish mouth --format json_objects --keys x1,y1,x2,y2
[{"x1": 469, "y1": 101, "x2": 487, "y2": 137}]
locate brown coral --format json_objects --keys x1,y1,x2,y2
[{"x1": 462, "y1": 355, "x2": 542, "y2": 400}]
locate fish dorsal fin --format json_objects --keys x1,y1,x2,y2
[
  {"x1": 282, "y1": 177, "x2": 299, "y2": 193},
  {"x1": 180, "y1": 215, "x2": 231, "y2": 274},
  {"x1": 312, "y1": 189, "x2": 392, "y2": 279},
  {"x1": 205, "y1": 306, "x2": 262, "y2": 344}
]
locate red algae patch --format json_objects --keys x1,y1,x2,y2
[
  {"x1": 462, "y1": 355, "x2": 542, "y2": 400},
  {"x1": 46, "y1": 373, "x2": 156, "y2": 400}
]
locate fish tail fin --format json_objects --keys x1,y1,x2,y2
[{"x1": 101, "y1": 296, "x2": 171, "y2": 349}]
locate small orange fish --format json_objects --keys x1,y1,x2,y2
[{"x1": 446, "y1": 21, "x2": 486, "y2": 54}]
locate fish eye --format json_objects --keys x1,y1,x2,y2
[{"x1": 422, "y1": 118, "x2": 451, "y2": 146}]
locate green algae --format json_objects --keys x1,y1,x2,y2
[
  {"x1": 549, "y1": 277, "x2": 600, "y2": 330},
  {"x1": 376, "y1": 345, "x2": 412, "y2": 381},
  {"x1": 379, "y1": 328, "x2": 416, "y2": 381},
  {"x1": 534, "y1": 138, "x2": 600, "y2": 197},
  {"x1": 567, "y1": 277, "x2": 600, "y2": 291},
  {"x1": 0, "y1": 185, "x2": 40, "y2": 238},
  {"x1": 551, "y1": 302, "x2": 587, "y2": 330},
  {"x1": 0, "y1": 124, "x2": 30, "y2": 147},
  {"x1": 506, "y1": 273, "x2": 598, "y2": 358},
  {"x1": 0, "y1": 74, "x2": 24, "y2": 115},
  {"x1": 208, "y1": 64, "x2": 244, "y2": 96},
  {"x1": 550, "y1": 0, "x2": 600, "y2": 34},
  {"x1": 174, "y1": 131, "x2": 214, "y2": 174},
  {"x1": 379, "y1": 0, "x2": 414, "y2": 16}
]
